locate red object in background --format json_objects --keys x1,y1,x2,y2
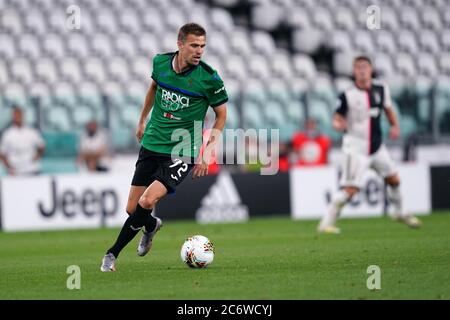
[
  {"x1": 291, "y1": 132, "x2": 331, "y2": 166},
  {"x1": 279, "y1": 155, "x2": 290, "y2": 172},
  {"x1": 200, "y1": 129, "x2": 220, "y2": 175}
]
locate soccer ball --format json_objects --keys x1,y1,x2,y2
[{"x1": 180, "y1": 235, "x2": 215, "y2": 268}]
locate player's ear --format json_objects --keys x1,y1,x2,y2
[{"x1": 177, "y1": 40, "x2": 183, "y2": 50}]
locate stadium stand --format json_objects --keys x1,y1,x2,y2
[{"x1": 0, "y1": 0, "x2": 449, "y2": 175}]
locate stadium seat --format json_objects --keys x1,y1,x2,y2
[
  {"x1": 268, "y1": 78, "x2": 291, "y2": 105},
  {"x1": 208, "y1": 31, "x2": 231, "y2": 55},
  {"x1": 334, "y1": 7, "x2": 356, "y2": 30},
  {"x1": 210, "y1": 8, "x2": 235, "y2": 33},
  {"x1": 441, "y1": 29, "x2": 450, "y2": 51},
  {"x1": 0, "y1": 34, "x2": 17, "y2": 60},
  {"x1": 165, "y1": 8, "x2": 188, "y2": 31},
  {"x1": 60, "y1": 58, "x2": 83, "y2": 84},
  {"x1": 264, "y1": 100, "x2": 286, "y2": 128},
  {"x1": 24, "y1": 10, "x2": 47, "y2": 35},
  {"x1": 416, "y1": 52, "x2": 438, "y2": 78},
  {"x1": 333, "y1": 51, "x2": 355, "y2": 76},
  {"x1": 421, "y1": 6, "x2": 442, "y2": 30},
  {"x1": 106, "y1": 57, "x2": 131, "y2": 83},
  {"x1": 67, "y1": 33, "x2": 91, "y2": 59},
  {"x1": 251, "y1": 3, "x2": 283, "y2": 31},
  {"x1": 97, "y1": 9, "x2": 119, "y2": 35},
  {"x1": 395, "y1": 53, "x2": 417, "y2": 78},
  {"x1": 379, "y1": 7, "x2": 400, "y2": 31},
  {"x1": 285, "y1": 100, "x2": 305, "y2": 124},
  {"x1": 115, "y1": 33, "x2": 138, "y2": 58},
  {"x1": 42, "y1": 131, "x2": 79, "y2": 157},
  {"x1": 289, "y1": 77, "x2": 309, "y2": 98},
  {"x1": 439, "y1": 53, "x2": 450, "y2": 75},
  {"x1": 28, "y1": 82, "x2": 50, "y2": 98},
  {"x1": 334, "y1": 77, "x2": 353, "y2": 93},
  {"x1": 376, "y1": 31, "x2": 397, "y2": 55},
  {"x1": 10, "y1": 58, "x2": 34, "y2": 85},
  {"x1": 242, "y1": 78, "x2": 267, "y2": 104},
  {"x1": 119, "y1": 8, "x2": 141, "y2": 34},
  {"x1": 1, "y1": 8, "x2": 23, "y2": 35},
  {"x1": 272, "y1": 52, "x2": 294, "y2": 79},
  {"x1": 353, "y1": 30, "x2": 375, "y2": 53},
  {"x1": 248, "y1": 55, "x2": 272, "y2": 79},
  {"x1": 141, "y1": 10, "x2": 165, "y2": 34},
  {"x1": 83, "y1": 58, "x2": 107, "y2": 83},
  {"x1": 78, "y1": 82, "x2": 103, "y2": 107},
  {"x1": 224, "y1": 101, "x2": 240, "y2": 129},
  {"x1": 0, "y1": 61, "x2": 8, "y2": 86},
  {"x1": 131, "y1": 56, "x2": 152, "y2": 81},
  {"x1": 292, "y1": 28, "x2": 323, "y2": 54},
  {"x1": 41, "y1": 157, "x2": 79, "y2": 174},
  {"x1": 53, "y1": 82, "x2": 77, "y2": 106},
  {"x1": 330, "y1": 31, "x2": 353, "y2": 53},
  {"x1": 91, "y1": 34, "x2": 114, "y2": 58},
  {"x1": 225, "y1": 55, "x2": 247, "y2": 80},
  {"x1": 42, "y1": 34, "x2": 66, "y2": 59},
  {"x1": 44, "y1": 107, "x2": 73, "y2": 132},
  {"x1": 138, "y1": 33, "x2": 160, "y2": 57},
  {"x1": 400, "y1": 7, "x2": 421, "y2": 30},
  {"x1": 443, "y1": 8, "x2": 450, "y2": 28},
  {"x1": 35, "y1": 58, "x2": 59, "y2": 84},
  {"x1": 230, "y1": 30, "x2": 253, "y2": 56},
  {"x1": 374, "y1": 53, "x2": 395, "y2": 78},
  {"x1": 312, "y1": 7, "x2": 334, "y2": 31},
  {"x1": 397, "y1": 30, "x2": 419, "y2": 54},
  {"x1": 286, "y1": 6, "x2": 311, "y2": 30},
  {"x1": 251, "y1": 31, "x2": 277, "y2": 56},
  {"x1": 18, "y1": 34, "x2": 42, "y2": 60},
  {"x1": 242, "y1": 100, "x2": 267, "y2": 129},
  {"x1": 47, "y1": 9, "x2": 67, "y2": 33},
  {"x1": 419, "y1": 30, "x2": 441, "y2": 54},
  {"x1": 292, "y1": 54, "x2": 317, "y2": 80}
]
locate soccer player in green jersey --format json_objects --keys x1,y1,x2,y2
[{"x1": 101, "y1": 23, "x2": 228, "y2": 272}]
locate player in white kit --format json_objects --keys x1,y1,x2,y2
[{"x1": 318, "y1": 56, "x2": 422, "y2": 234}]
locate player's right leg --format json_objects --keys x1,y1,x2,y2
[
  {"x1": 136, "y1": 181, "x2": 166, "y2": 256},
  {"x1": 100, "y1": 186, "x2": 147, "y2": 272},
  {"x1": 101, "y1": 147, "x2": 160, "y2": 272},
  {"x1": 318, "y1": 186, "x2": 358, "y2": 233},
  {"x1": 318, "y1": 151, "x2": 367, "y2": 233}
]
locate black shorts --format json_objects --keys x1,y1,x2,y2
[{"x1": 131, "y1": 146, "x2": 194, "y2": 193}]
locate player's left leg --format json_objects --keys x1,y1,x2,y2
[
  {"x1": 385, "y1": 174, "x2": 421, "y2": 228},
  {"x1": 372, "y1": 145, "x2": 421, "y2": 228}
]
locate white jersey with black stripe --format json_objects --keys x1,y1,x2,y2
[{"x1": 335, "y1": 80, "x2": 393, "y2": 155}]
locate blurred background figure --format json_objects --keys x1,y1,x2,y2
[
  {"x1": 290, "y1": 118, "x2": 331, "y2": 167},
  {"x1": 77, "y1": 120, "x2": 110, "y2": 172},
  {"x1": 0, "y1": 106, "x2": 45, "y2": 175}
]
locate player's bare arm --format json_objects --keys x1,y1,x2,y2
[
  {"x1": 33, "y1": 145, "x2": 45, "y2": 161},
  {"x1": 0, "y1": 153, "x2": 14, "y2": 175},
  {"x1": 385, "y1": 107, "x2": 400, "y2": 140},
  {"x1": 193, "y1": 104, "x2": 227, "y2": 179},
  {"x1": 332, "y1": 113, "x2": 347, "y2": 132},
  {"x1": 136, "y1": 80, "x2": 157, "y2": 142}
]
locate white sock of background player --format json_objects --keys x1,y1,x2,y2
[
  {"x1": 319, "y1": 190, "x2": 351, "y2": 229},
  {"x1": 386, "y1": 184, "x2": 404, "y2": 217}
]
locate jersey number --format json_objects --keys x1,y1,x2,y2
[{"x1": 169, "y1": 159, "x2": 188, "y2": 182}]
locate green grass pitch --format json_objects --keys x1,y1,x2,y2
[{"x1": 0, "y1": 213, "x2": 449, "y2": 299}]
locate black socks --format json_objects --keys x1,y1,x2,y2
[{"x1": 107, "y1": 204, "x2": 156, "y2": 258}]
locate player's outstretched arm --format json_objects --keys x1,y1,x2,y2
[
  {"x1": 193, "y1": 104, "x2": 227, "y2": 179},
  {"x1": 385, "y1": 107, "x2": 400, "y2": 140},
  {"x1": 332, "y1": 113, "x2": 347, "y2": 132},
  {"x1": 136, "y1": 80, "x2": 157, "y2": 142}
]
